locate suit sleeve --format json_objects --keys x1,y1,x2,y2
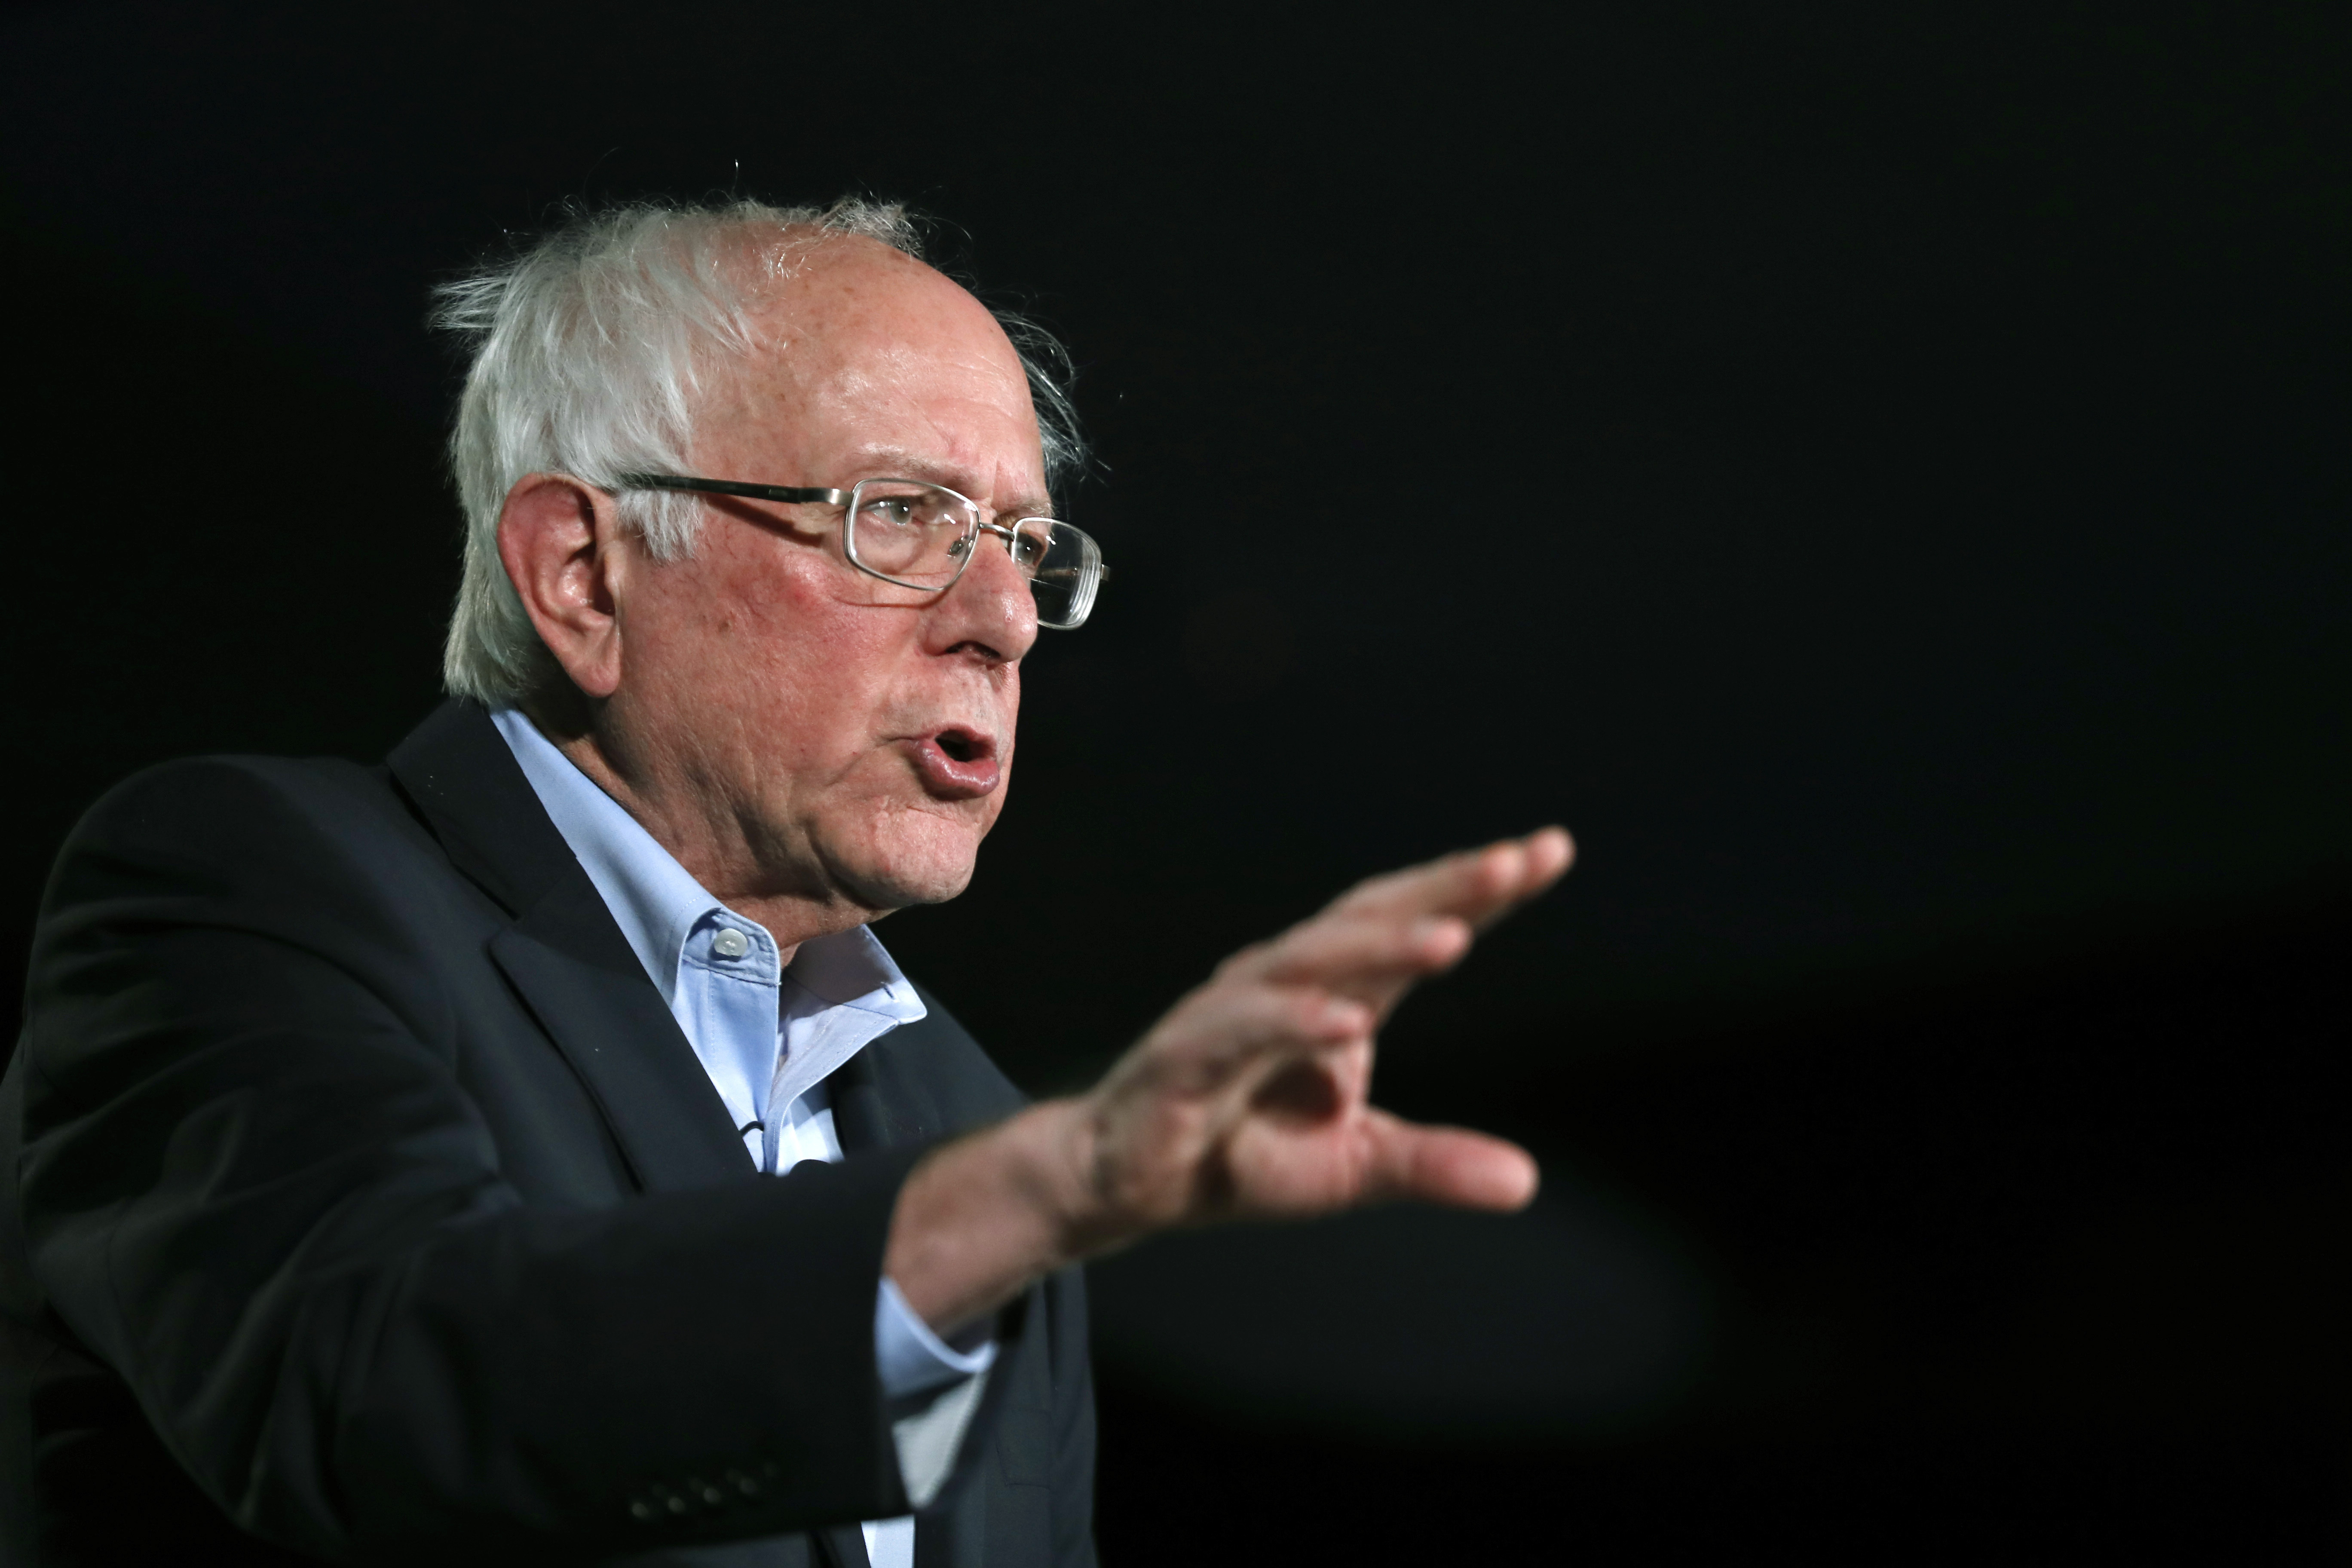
[{"x1": 14, "y1": 759, "x2": 922, "y2": 1562}]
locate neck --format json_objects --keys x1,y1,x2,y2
[{"x1": 523, "y1": 694, "x2": 886, "y2": 959}]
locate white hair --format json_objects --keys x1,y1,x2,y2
[{"x1": 429, "y1": 197, "x2": 1088, "y2": 705}]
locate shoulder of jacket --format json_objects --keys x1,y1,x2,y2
[
  {"x1": 47, "y1": 750, "x2": 440, "y2": 909},
  {"x1": 79, "y1": 750, "x2": 398, "y2": 833}
]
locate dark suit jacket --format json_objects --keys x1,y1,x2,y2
[{"x1": 0, "y1": 701, "x2": 1096, "y2": 1567}]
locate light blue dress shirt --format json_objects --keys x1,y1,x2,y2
[{"x1": 493, "y1": 709, "x2": 992, "y2": 1568}]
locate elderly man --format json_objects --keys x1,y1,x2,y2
[{"x1": 0, "y1": 199, "x2": 1569, "y2": 1567}]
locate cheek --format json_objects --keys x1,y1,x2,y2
[{"x1": 710, "y1": 560, "x2": 913, "y2": 761}]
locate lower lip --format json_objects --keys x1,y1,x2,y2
[{"x1": 906, "y1": 735, "x2": 1001, "y2": 800}]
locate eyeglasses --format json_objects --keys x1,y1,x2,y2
[{"x1": 613, "y1": 473, "x2": 1106, "y2": 630}]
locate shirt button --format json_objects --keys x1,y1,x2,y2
[{"x1": 711, "y1": 928, "x2": 750, "y2": 959}]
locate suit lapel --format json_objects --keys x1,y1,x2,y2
[
  {"x1": 814, "y1": 1522, "x2": 873, "y2": 1568},
  {"x1": 489, "y1": 897, "x2": 753, "y2": 1191},
  {"x1": 826, "y1": 1047, "x2": 895, "y2": 1154},
  {"x1": 835, "y1": 1006, "x2": 977, "y2": 1156},
  {"x1": 388, "y1": 699, "x2": 752, "y2": 1192},
  {"x1": 829, "y1": 1020, "x2": 963, "y2": 1156}
]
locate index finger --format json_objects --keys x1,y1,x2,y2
[{"x1": 1329, "y1": 827, "x2": 1574, "y2": 930}]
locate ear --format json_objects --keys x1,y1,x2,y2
[{"x1": 496, "y1": 473, "x2": 628, "y2": 699}]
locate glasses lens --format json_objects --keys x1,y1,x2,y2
[
  {"x1": 846, "y1": 481, "x2": 975, "y2": 585},
  {"x1": 1012, "y1": 519, "x2": 1102, "y2": 629}
]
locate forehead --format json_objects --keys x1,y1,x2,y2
[{"x1": 702, "y1": 236, "x2": 1048, "y2": 508}]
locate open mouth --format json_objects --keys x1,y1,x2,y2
[{"x1": 907, "y1": 726, "x2": 1001, "y2": 800}]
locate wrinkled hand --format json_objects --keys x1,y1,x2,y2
[
  {"x1": 1066, "y1": 827, "x2": 1573, "y2": 1250},
  {"x1": 885, "y1": 828, "x2": 1574, "y2": 1332}
]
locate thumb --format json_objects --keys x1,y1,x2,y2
[{"x1": 1364, "y1": 1111, "x2": 1540, "y2": 1211}]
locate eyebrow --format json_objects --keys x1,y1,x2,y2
[{"x1": 842, "y1": 445, "x2": 1055, "y2": 517}]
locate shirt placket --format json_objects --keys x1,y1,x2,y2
[{"x1": 677, "y1": 914, "x2": 784, "y2": 1169}]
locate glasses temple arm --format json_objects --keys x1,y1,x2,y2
[{"x1": 612, "y1": 474, "x2": 849, "y2": 506}]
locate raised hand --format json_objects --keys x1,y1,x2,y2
[
  {"x1": 885, "y1": 828, "x2": 1575, "y2": 1332},
  {"x1": 1069, "y1": 827, "x2": 1573, "y2": 1245}
]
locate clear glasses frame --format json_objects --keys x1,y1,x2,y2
[{"x1": 613, "y1": 472, "x2": 1107, "y2": 630}]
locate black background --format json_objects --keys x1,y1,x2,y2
[{"x1": 4, "y1": 3, "x2": 2347, "y2": 1561}]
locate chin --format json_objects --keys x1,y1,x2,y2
[
  {"x1": 833, "y1": 817, "x2": 983, "y2": 912},
  {"x1": 852, "y1": 859, "x2": 976, "y2": 911}
]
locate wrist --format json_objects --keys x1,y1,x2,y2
[
  {"x1": 1013, "y1": 1094, "x2": 1134, "y2": 1264},
  {"x1": 884, "y1": 1096, "x2": 1120, "y2": 1333}
]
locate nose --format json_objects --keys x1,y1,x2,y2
[{"x1": 928, "y1": 521, "x2": 1040, "y2": 662}]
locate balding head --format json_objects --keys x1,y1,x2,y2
[{"x1": 697, "y1": 233, "x2": 1049, "y2": 529}]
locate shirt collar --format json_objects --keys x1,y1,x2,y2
[{"x1": 490, "y1": 707, "x2": 924, "y2": 1024}]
